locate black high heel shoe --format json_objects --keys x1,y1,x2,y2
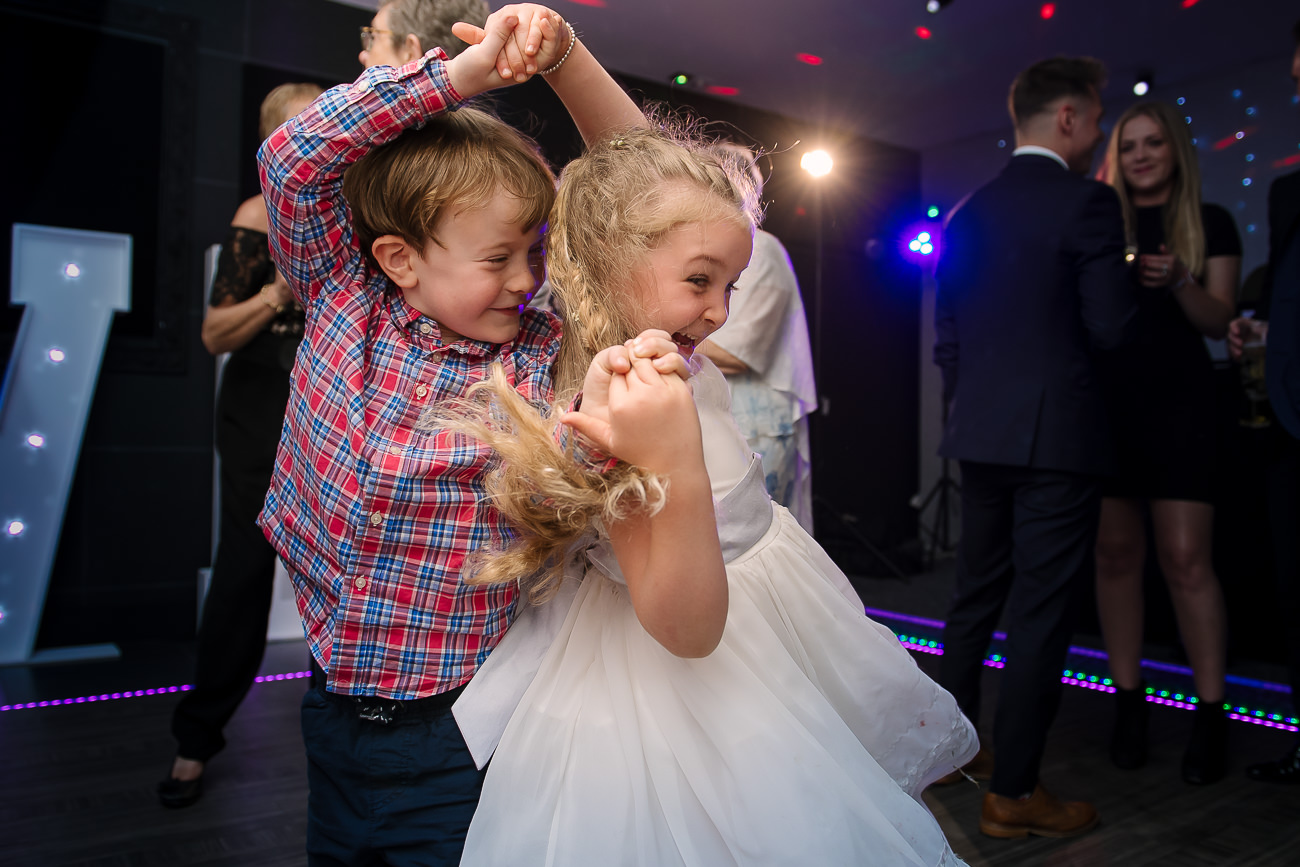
[
  {"x1": 1110, "y1": 683, "x2": 1150, "y2": 769},
  {"x1": 1181, "y1": 702, "x2": 1228, "y2": 785}
]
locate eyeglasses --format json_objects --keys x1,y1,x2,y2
[{"x1": 359, "y1": 26, "x2": 394, "y2": 51}]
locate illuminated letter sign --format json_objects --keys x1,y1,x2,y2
[{"x1": 0, "y1": 225, "x2": 132, "y2": 664}]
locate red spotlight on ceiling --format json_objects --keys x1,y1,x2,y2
[
  {"x1": 1274, "y1": 154, "x2": 1300, "y2": 169},
  {"x1": 915, "y1": 26, "x2": 932, "y2": 39},
  {"x1": 568, "y1": 0, "x2": 607, "y2": 6},
  {"x1": 705, "y1": 85, "x2": 740, "y2": 96},
  {"x1": 1039, "y1": 3, "x2": 1055, "y2": 18},
  {"x1": 796, "y1": 53, "x2": 824, "y2": 66},
  {"x1": 1181, "y1": 0, "x2": 1199, "y2": 7}
]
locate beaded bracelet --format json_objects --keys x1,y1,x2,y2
[
  {"x1": 540, "y1": 20, "x2": 576, "y2": 76},
  {"x1": 260, "y1": 285, "x2": 287, "y2": 315}
]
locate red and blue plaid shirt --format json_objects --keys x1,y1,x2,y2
[{"x1": 257, "y1": 51, "x2": 562, "y2": 699}]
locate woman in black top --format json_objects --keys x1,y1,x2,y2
[
  {"x1": 1096, "y1": 101, "x2": 1241, "y2": 784},
  {"x1": 159, "y1": 82, "x2": 321, "y2": 808}
]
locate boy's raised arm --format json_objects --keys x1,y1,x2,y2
[
  {"x1": 257, "y1": 18, "x2": 529, "y2": 308},
  {"x1": 451, "y1": 5, "x2": 647, "y2": 145}
]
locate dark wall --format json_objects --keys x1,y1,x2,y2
[
  {"x1": 1, "y1": 0, "x2": 370, "y2": 649},
  {"x1": 3, "y1": 0, "x2": 921, "y2": 650}
]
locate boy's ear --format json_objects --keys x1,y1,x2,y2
[{"x1": 371, "y1": 235, "x2": 420, "y2": 289}]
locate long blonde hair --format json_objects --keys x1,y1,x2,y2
[
  {"x1": 428, "y1": 119, "x2": 761, "y2": 602},
  {"x1": 1104, "y1": 101, "x2": 1207, "y2": 278}
]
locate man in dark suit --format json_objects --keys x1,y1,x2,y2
[
  {"x1": 932, "y1": 56, "x2": 1135, "y2": 838},
  {"x1": 1227, "y1": 19, "x2": 1300, "y2": 784}
]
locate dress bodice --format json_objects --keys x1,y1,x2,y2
[
  {"x1": 583, "y1": 358, "x2": 773, "y2": 585},
  {"x1": 690, "y1": 356, "x2": 757, "y2": 498}
]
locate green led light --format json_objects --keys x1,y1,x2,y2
[
  {"x1": 1159, "y1": 690, "x2": 1169, "y2": 697},
  {"x1": 673, "y1": 74, "x2": 689, "y2": 86},
  {"x1": 1103, "y1": 678, "x2": 1112, "y2": 686},
  {"x1": 1189, "y1": 697, "x2": 1198, "y2": 704},
  {"x1": 927, "y1": 206, "x2": 940, "y2": 218},
  {"x1": 1064, "y1": 670, "x2": 1073, "y2": 677},
  {"x1": 1174, "y1": 693, "x2": 1184, "y2": 701},
  {"x1": 1088, "y1": 675, "x2": 1098, "y2": 683},
  {"x1": 927, "y1": 640, "x2": 937, "y2": 648},
  {"x1": 1145, "y1": 687, "x2": 1155, "y2": 695}
]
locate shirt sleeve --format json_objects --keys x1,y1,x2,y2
[
  {"x1": 256, "y1": 50, "x2": 464, "y2": 310},
  {"x1": 1202, "y1": 203, "x2": 1243, "y2": 259}
]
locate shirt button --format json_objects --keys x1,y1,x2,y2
[
  {"x1": 354, "y1": 576, "x2": 367, "y2": 590},
  {"x1": 369, "y1": 511, "x2": 384, "y2": 525},
  {"x1": 415, "y1": 384, "x2": 429, "y2": 399},
  {"x1": 388, "y1": 444, "x2": 403, "y2": 455},
  {"x1": 420, "y1": 322, "x2": 433, "y2": 335}
]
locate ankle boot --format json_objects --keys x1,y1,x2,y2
[
  {"x1": 1182, "y1": 702, "x2": 1228, "y2": 784},
  {"x1": 1110, "y1": 683, "x2": 1149, "y2": 769}
]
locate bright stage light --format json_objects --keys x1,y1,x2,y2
[
  {"x1": 1133, "y1": 70, "x2": 1153, "y2": 97},
  {"x1": 800, "y1": 150, "x2": 833, "y2": 178}
]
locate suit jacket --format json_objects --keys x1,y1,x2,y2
[
  {"x1": 934, "y1": 154, "x2": 1136, "y2": 475},
  {"x1": 1262, "y1": 169, "x2": 1300, "y2": 439}
]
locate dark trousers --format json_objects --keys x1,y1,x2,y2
[
  {"x1": 1268, "y1": 433, "x2": 1300, "y2": 704},
  {"x1": 171, "y1": 356, "x2": 287, "y2": 761},
  {"x1": 301, "y1": 675, "x2": 484, "y2": 867},
  {"x1": 939, "y1": 460, "x2": 1101, "y2": 797}
]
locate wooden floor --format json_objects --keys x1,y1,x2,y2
[{"x1": 3, "y1": 571, "x2": 1298, "y2": 866}]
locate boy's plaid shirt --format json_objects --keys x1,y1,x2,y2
[{"x1": 257, "y1": 50, "x2": 561, "y2": 699}]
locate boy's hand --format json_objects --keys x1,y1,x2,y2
[
  {"x1": 563, "y1": 352, "x2": 703, "y2": 473},
  {"x1": 564, "y1": 344, "x2": 633, "y2": 448},
  {"x1": 629, "y1": 329, "x2": 691, "y2": 381},
  {"x1": 449, "y1": 5, "x2": 563, "y2": 87}
]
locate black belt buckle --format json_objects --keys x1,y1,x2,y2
[{"x1": 356, "y1": 699, "x2": 396, "y2": 725}]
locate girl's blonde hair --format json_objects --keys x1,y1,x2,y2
[
  {"x1": 1104, "y1": 101, "x2": 1207, "y2": 278},
  {"x1": 430, "y1": 119, "x2": 761, "y2": 603}
]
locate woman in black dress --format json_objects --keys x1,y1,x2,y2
[
  {"x1": 1096, "y1": 101, "x2": 1241, "y2": 784},
  {"x1": 159, "y1": 82, "x2": 321, "y2": 808}
]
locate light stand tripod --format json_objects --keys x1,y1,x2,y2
[{"x1": 911, "y1": 399, "x2": 961, "y2": 571}]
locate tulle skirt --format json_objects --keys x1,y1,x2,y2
[{"x1": 461, "y1": 506, "x2": 975, "y2": 866}]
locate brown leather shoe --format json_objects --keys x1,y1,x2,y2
[
  {"x1": 979, "y1": 784, "x2": 1099, "y2": 839},
  {"x1": 933, "y1": 746, "x2": 994, "y2": 786}
]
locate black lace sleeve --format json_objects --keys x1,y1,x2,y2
[{"x1": 209, "y1": 226, "x2": 275, "y2": 307}]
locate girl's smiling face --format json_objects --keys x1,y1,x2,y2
[{"x1": 637, "y1": 217, "x2": 753, "y2": 358}]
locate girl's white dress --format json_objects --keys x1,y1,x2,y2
[{"x1": 459, "y1": 359, "x2": 976, "y2": 866}]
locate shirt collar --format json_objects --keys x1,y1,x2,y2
[
  {"x1": 384, "y1": 286, "x2": 494, "y2": 358},
  {"x1": 1012, "y1": 145, "x2": 1069, "y2": 171}
]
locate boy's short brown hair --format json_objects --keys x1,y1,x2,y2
[{"x1": 343, "y1": 107, "x2": 556, "y2": 269}]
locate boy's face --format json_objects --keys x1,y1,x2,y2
[
  {"x1": 637, "y1": 216, "x2": 753, "y2": 359},
  {"x1": 405, "y1": 190, "x2": 545, "y2": 345}
]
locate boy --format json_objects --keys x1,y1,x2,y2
[{"x1": 256, "y1": 7, "x2": 643, "y2": 863}]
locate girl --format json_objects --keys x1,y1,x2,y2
[
  {"x1": 1095, "y1": 101, "x2": 1241, "y2": 784},
  {"x1": 447, "y1": 125, "x2": 977, "y2": 865}
]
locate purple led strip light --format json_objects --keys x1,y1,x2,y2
[
  {"x1": 864, "y1": 605, "x2": 1293, "y2": 695},
  {"x1": 0, "y1": 670, "x2": 311, "y2": 712},
  {"x1": 872, "y1": 607, "x2": 1298, "y2": 734},
  {"x1": 2, "y1": 601, "x2": 1296, "y2": 732}
]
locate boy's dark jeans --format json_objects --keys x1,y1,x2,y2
[{"x1": 301, "y1": 674, "x2": 482, "y2": 866}]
